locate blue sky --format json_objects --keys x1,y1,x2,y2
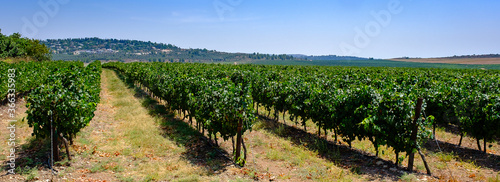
[{"x1": 1, "y1": 0, "x2": 499, "y2": 58}]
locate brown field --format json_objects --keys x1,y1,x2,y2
[{"x1": 390, "y1": 57, "x2": 500, "y2": 65}]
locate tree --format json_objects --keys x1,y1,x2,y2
[{"x1": 0, "y1": 31, "x2": 50, "y2": 61}]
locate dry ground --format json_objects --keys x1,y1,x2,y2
[
  {"x1": 1, "y1": 68, "x2": 499, "y2": 181},
  {"x1": 390, "y1": 57, "x2": 500, "y2": 65}
]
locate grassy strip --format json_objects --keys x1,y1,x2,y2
[{"x1": 70, "y1": 69, "x2": 212, "y2": 181}]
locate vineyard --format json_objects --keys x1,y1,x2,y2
[
  {"x1": 1, "y1": 61, "x2": 102, "y2": 163},
  {"x1": 1, "y1": 61, "x2": 500, "y2": 181},
  {"x1": 102, "y1": 62, "x2": 500, "y2": 168}
]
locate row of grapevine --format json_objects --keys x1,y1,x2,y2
[
  {"x1": 424, "y1": 71, "x2": 500, "y2": 152},
  {"x1": 103, "y1": 62, "x2": 255, "y2": 165},
  {"x1": 247, "y1": 66, "x2": 434, "y2": 165},
  {"x1": 103, "y1": 62, "x2": 500, "y2": 167},
  {"x1": 244, "y1": 65, "x2": 500, "y2": 157},
  {"x1": 1, "y1": 61, "x2": 70, "y2": 100},
  {"x1": 0, "y1": 61, "x2": 8, "y2": 99},
  {"x1": 23, "y1": 60, "x2": 102, "y2": 161}
]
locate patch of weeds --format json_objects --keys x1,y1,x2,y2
[
  {"x1": 314, "y1": 138, "x2": 329, "y2": 153},
  {"x1": 416, "y1": 164, "x2": 425, "y2": 171},
  {"x1": 22, "y1": 157, "x2": 34, "y2": 166},
  {"x1": 248, "y1": 170, "x2": 259, "y2": 180},
  {"x1": 275, "y1": 124, "x2": 286, "y2": 136},
  {"x1": 58, "y1": 170, "x2": 67, "y2": 178},
  {"x1": 337, "y1": 169, "x2": 346, "y2": 180},
  {"x1": 14, "y1": 166, "x2": 27, "y2": 174},
  {"x1": 352, "y1": 139, "x2": 372, "y2": 152},
  {"x1": 435, "y1": 163, "x2": 446, "y2": 170},
  {"x1": 398, "y1": 155, "x2": 406, "y2": 166},
  {"x1": 400, "y1": 172, "x2": 417, "y2": 182},
  {"x1": 461, "y1": 160, "x2": 481, "y2": 171},
  {"x1": 206, "y1": 159, "x2": 223, "y2": 172},
  {"x1": 436, "y1": 152, "x2": 454, "y2": 162},
  {"x1": 116, "y1": 174, "x2": 135, "y2": 182},
  {"x1": 20, "y1": 137, "x2": 47, "y2": 152},
  {"x1": 110, "y1": 162, "x2": 125, "y2": 172},
  {"x1": 77, "y1": 132, "x2": 92, "y2": 145},
  {"x1": 78, "y1": 148, "x2": 92, "y2": 158},
  {"x1": 253, "y1": 121, "x2": 265, "y2": 130},
  {"x1": 252, "y1": 137, "x2": 264, "y2": 147},
  {"x1": 143, "y1": 173, "x2": 159, "y2": 182},
  {"x1": 239, "y1": 167, "x2": 259, "y2": 180},
  {"x1": 64, "y1": 166, "x2": 75, "y2": 173},
  {"x1": 291, "y1": 156, "x2": 303, "y2": 166},
  {"x1": 208, "y1": 150, "x2": 218, "y2": 159},
  {"x1": 90, "y1": 161, "x2": 108, "y2": 173},
  {"x1": 487, "y1": 173, "x2": 500, "y2": 182},
  {"x1": 254, "y1": 153, "x2": 261, "y2": 159},
  {"x1": 350, "y1": 165, "x2": 362, "y2": 175},
  {"x1": 55, "y1": 159, "x2": 70, "y2": 166},
  {"x1": 177, "y1": 175, "x2": 201, "y2": 182},
  {"x1": 298, "y1": 165, "x2": 329, "y2": 180},
  {"x1": 90, "y1": 165, "x2": 105, "y2": 173},
  {"x1": 229, "y1": 178, "x2": 252, "y2": 182},
  {"x1": 122, "y1": 147, "x2": 132, "y2": 156},
  {"x1": 277, "y1": 173, "x2": 292, "y2": 180},
  {"x1": 16, "y1": 166, "x2": 38, "y2": 181},
  {"x1": 25, "y1": 169, "x2": 39, "y2": 181},
  {"x1": 265, "y1": 149, "x2": 284, "y2": 161}
]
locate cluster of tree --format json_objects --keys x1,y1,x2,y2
[
  {"x1": 0, "y1": 30, "x2": 50, "y2": 61},
  {"x1": 44, "y1": 38, "x2": 300, "y2": 63}
]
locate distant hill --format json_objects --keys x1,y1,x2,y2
[
  {"x1": 42, "y1": 38, "x2": 300, "y2": 63},
  {"x1": 394, "y1": 54, "x2": 500, "y2": 60},
  {"x1": 443, "y1": 54, "x2": 500, "y2": 59},
  {"x1": 290, "y1": 54, "x2": 370, "y2": 61},
  {"x1": 391, "y1": 54, "x2": 500, "y2": 65}
]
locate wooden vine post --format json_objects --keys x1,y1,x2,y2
[
  {"x1": 235, "y1": 118, "x2": 244, "y2": 166},
  {"x1": 408, "y1": 98, "x2": 422, "y2": 172},
  {"x1": 407, "y1": 98, "x2": 431, "y2": 175},
  {"x1": 51, "y1": 123, "x2": 60, "y2": 162}
]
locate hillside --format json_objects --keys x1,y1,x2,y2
[{"x1": 43, "y1": 38, "x2": 299, "y2": 63}]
